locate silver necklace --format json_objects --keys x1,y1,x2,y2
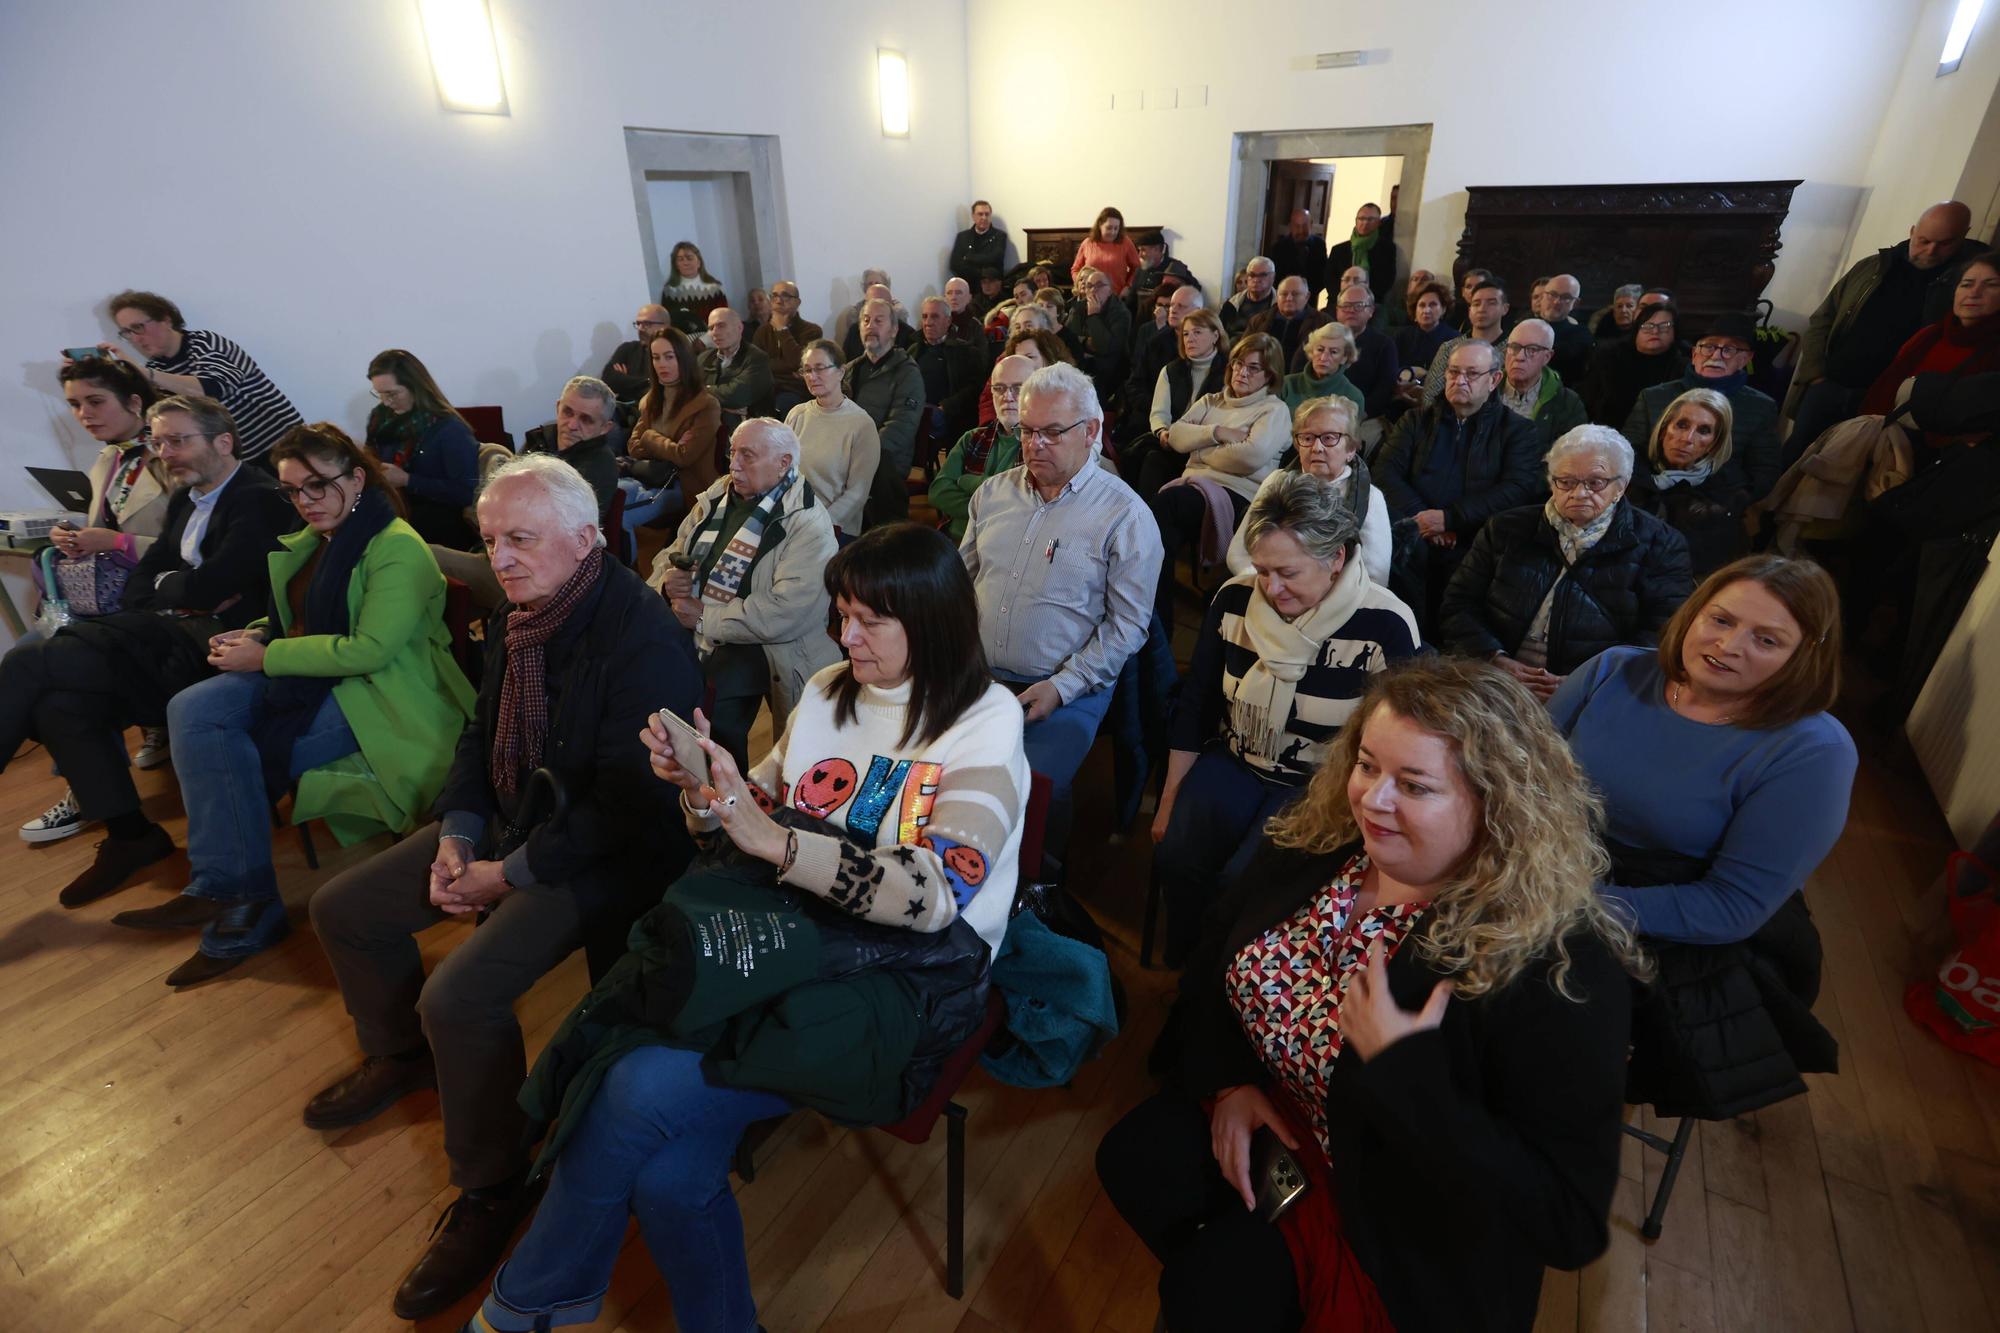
[{"x1": 1671, "y1": 681, "x2": 1735, "y2": 725}]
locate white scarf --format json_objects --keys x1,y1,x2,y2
[
  {"x1": 1225, "y1": 552, "x2": 1369, "y2": 763},
  {"x1": 1544, "y1": 496, "x2": 1618, "y2": 566},
  {"x1": 1653, "y1": 458, "x2": 1714, "y2": 487}
]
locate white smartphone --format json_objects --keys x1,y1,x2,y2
[{"x1": 658, "y1": 707, "x2": 711, "y2": 787}]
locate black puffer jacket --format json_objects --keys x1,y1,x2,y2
[
  {"x1": 1440, "y1": 500, "x2": 1692, "y2": 675},
  {"x1": 1626, "y1": 465, "x2": 1753, "y2": 578}
]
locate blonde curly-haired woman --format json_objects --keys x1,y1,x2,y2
[{"x1": 1100, "y1": 655, "x2": 1645, "y2": 1333}]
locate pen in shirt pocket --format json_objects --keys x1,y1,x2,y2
[{"x1": 1045, "y1": 538, "x2": 1059, "y2": 563}]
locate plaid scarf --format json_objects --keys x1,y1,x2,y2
[
  {"x1": 365, "y1": 405, "x2": 437, "y2": 471},
  {"x1": 491, "y1": 546, "x2": 606, "y2": 800},
  {"x1": 961, "y1": 421, "x2": 1005, "y2": 475},
  {"x1": 690, "y1": 468, "x2": 801, "y2": 607}
]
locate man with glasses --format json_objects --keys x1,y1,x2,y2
[
  {"x1": 843, "y1": 297, "x2": 927, "y2": 526},
  {"x1": 1623, "y1": 311, "x2": 1781, "y2": 501},
  {"x1": 1541, "y1": 274, "x2": 1594, "y2": 385},
  {"x1": 1785, "y1": 200, "x2": 1986, "y2": 460},
  {"x1": 1422, "y1": 279, "x2": 1511, "y2": 406},
  {"x1": 0, "y1": 394, "x2": 295, "y2": 907},
  {"x1": 1222, "y1": 256, "x2": 1278, "y2": 338},
  {"x1": 1377, "y1": 342, "x2": 1543, "y2": 626},
  {"x1": 750, "y1": 281, "x2": 823, "y2": 415},
  {"x1": 1497, "y1": 318, "x2": 1587, "y2": 451},
  {"x1": 960, "y1": 363, "x2": 1160, "y2": 850},
  {"x1": 1333, "y1": 282, "x2": 1402, "y2": 420},
  {"x1": 600, "y1": 303, "x2": 670, "y2": 405},
  {"x1": 99, "y1": 290, "x2": 301, "y2": 469},
  {"x1": 931, "y1": 354, "x2": 1034, "y2": 539}
]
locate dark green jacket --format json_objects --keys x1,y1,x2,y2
[{"x1": 1514, "y1": 366, "x2": 1588, "y2": 455}]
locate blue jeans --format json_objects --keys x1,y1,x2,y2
[
  {"x1": 480, "y1": 1046, "x2": 792, "y2": 1333},
  {"x1": 1157, "y1": 747, "x2": 1302, "y2": 965},
  {"x1": 167, "y1": 670, "x2": 358, "y2": 957},
  {"x1": 993, "y1": 673, "x2": 1115, "y2": 800}
]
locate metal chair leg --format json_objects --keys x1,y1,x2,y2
[
  {"x1": 946, "y1": 1100, "x2": 967, "y2": 1298},
  {"x1": 1622, "y1": 1115, "x2": 1695, "y2": 1241}
]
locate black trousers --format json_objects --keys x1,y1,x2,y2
[
  {"x1": 0, "y1": 630, "x2": 187, "y2": 822},
  {"x1": 701, "y1": 641, "x2": 771, "y2": 774},
  {"x1": 1151, "y1": 486, "x2": 1249, "y2": 627},
  {"x1": 1097, "y1": 1091, "x2": 1303, "y2": 1333}
]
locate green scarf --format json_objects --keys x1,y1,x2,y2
[
  {"x1": 365, "y1": 404, "x2": 437, "y2": 471},
  {"x1": 1349, "y1": 226, "x2": 1379, "y2": 271}
]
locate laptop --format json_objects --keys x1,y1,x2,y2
[{"x1": 25, "y1": 467, "x2": 94, "y2": 514}]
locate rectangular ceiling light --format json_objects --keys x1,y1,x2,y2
[
  {"x1": 878, "y1": 48, "x2": 910, "y2": 138},
  {"x1": 1941, "y1": 0, "x2": 1984, "y2": 74},
  {"x1": 419, "y1": 0, "x2": 509, "y2": 114}
]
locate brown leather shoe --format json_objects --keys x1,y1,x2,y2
[
  {"x1": 57, "y1": 826, "x2": 175, "y2": 908},
  {"x1": 393, "y1": 1183, "x2": 543, "y2": 1321},
  {"x1": 112, "y1": 893, "x2": 223, "y2": 931},
  {"x1": 302, "y1": 1053, "x2": 437, "y2": 1130}
]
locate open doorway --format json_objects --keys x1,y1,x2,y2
[
  {"x1": 623, "y1": 128, "x2": 793, "y2": 312},
  {"x1": 1230, "y1": 125, "x2": 1432, "y2": 307},
  {"x1": 1261, "y1": 156, "x2": 1406, "y2": 302},
  {"x1": 644, "y1": 171, "x2": 757, "y2": 312}
]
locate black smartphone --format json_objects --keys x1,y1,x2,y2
[
  {"x1": 1251, "y1": 1127, "x2": 1309, "y2": 1222},
  {"x1": 62, "y1": 346, "x2": 105, "y2": 361}
]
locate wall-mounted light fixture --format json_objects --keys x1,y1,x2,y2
[
  {"x1": 419, "y1": 0, "x2": 509, "y2": 114},
  {"x1": 878, "y1": 48, "x2": 910, "y2": 138},
  {"x1": 1941, "y1": 0, "x2": 1984, "y2": 75}
]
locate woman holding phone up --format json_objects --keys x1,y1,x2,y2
[{"x1": 1100, "y1": 657, "x2": 1643, "y2": 1332}]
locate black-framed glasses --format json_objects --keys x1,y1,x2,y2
[
  {"x1": 1020, "y1": 419, "x2": 1087, "y2": 444},
  {"x1": 1504, "y1": 343, "x2": 1553, "y2": 358},
  {"x1": 1443, "y1": 367, "x2": 1498, "y2": 383},
  {"x1": 149, "y1": 431, "x2": 209, "y2": 451},
  {"x1": 633, "y1": 320, "x2": 667, "y2": 333},
  {"x1": 278, "y1": 473, "x2": 350, "y2": 505},
  {"x1": 1692, "y1": 341, "x2": 1749, "y2": 357},
  {"x1": 116, "y1": 318, "x2": 162, "y2": 343},
  {"x1": 1550, "y1": 475, "x2": 1617, "y2": 493},
  {"x1": 1637, "y1": 321, "x2": 1675, "y2": 335},
  {"x1": 1294, "y1": 429, "x2": 1352, "y2": 450}
]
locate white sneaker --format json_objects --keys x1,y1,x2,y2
[
  {"x1": 133, "y1": 728, "x2": 171, "y2": 770},
  {"x1": 21, "y1": 790, "x2": 85, "y2": 844}
]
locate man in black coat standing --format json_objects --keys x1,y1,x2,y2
[
  {"x1": 1325, "y1": 202, "x2": 1399, "y2": 316},
  {"x1": 1376, "y1": 341, "x2": 1544, "y2": 626},
  {"x1": 304, "y1": 453, "x2": 702, "y2": 1322},
  {"x1": 1267, "y1": 208, "x2": 1328, "y2": 307},
  {"x1": 0, "y1": 393, "x2": 296, "y2": 905},
  {"x1": 949, "y1": 200, "x2": 1009, "y2": 286}
]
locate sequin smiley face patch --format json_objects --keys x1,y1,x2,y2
[{"x1": 794, "y1": 759, "x2": 858, "y2": 819}]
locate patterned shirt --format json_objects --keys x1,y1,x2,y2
[
  {"x1": 1226, "y1": 851, "x2": 1430, "y2": 1154},
  {"x1": 149, "y1": 328, "x2": 302, "y2": 462}
]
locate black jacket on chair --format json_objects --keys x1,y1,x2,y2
[
  {"x1": 1156, "y1": 839, "x2": 1633, "y2": 1333},
  {"x1": 1439, "y1": 500, "x2": 1693, "y2": 675},
  {"x1": 1626, "y1": 466, "x2": 1754, "y2": 578}
]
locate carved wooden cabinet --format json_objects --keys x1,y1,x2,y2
[{"x1": 1453, "y1": 182, "x2": 1800, "y2": 328}]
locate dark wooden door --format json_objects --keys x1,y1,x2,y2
[{"x1": 1264, "y1": 161, "x2": 1334, "y2": 253}]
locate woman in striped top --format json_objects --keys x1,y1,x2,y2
[
  {"x1": 1152, "y1": 471, "x2": 1420, "y2": 966},
  {"x1": 102, "y1": 290, "x2": 302, "y2": 466}
]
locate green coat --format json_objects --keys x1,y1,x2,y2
[
  {"x1": 929, "y1": 425, "x2": 1022, "y2": 539},
  {"x1": 1280, "y1": 368, "x2": 1366, "y2": 420},
  {"x1": 1520, "y1": 366, "x2": 1588, "y2": 455},
  {"x1": 254, "y1": 519, "x2": 476, "y2": 844}
]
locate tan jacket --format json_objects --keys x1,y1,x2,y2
[{"x1": 630, "y1": 389, "x2": 724, "y2": 497}]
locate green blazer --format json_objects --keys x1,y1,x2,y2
[{"x1": 254, "y1": 519, "x2": 476, "y2": 844}]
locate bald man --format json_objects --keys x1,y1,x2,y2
[
  {"x1": 601, "y1": 303, "x2": 670, "y2": 403},
  {"x1": 1785, "y1": 200, "x2": 1986, "y2": 462},
  {"x1": 840, "y1": 281, "x2": 919, "y2": 360}
]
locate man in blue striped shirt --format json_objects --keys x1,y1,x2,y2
[{"x1": 101, "y1": 290, "x2": 302, "y2": 467}]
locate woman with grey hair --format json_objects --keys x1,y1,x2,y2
[
  {"x1": 1441, "y1": 423, "x2": 1693, "y2": 698},
  {"x1": 1278, "y1": 321, "x2": 1364, "y2": 420},
  {"x1": 1151, "y1": 469, "x2": 1420, "y2": 965},
  {"x1": 1224, "y1": 395, "x2": 1390, "y2": 584},
  {"x1": 1592, "y1": 282, "x2": 1646, "y2": 340}
]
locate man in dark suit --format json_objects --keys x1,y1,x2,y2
[{"x1": 0, "y1": 393, "x2": 297, "y2": 906}]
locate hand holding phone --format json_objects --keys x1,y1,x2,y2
[{"x1": 62, "y1": 346, "x2": 105, "y2": 362}]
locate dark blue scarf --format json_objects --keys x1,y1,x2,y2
[
  {"x1": 1684, "y1": 367, "x2": 1749, "y2": 396},
  {"x1": 256, "y1": 487, "x2": 398, "y2": 796}
]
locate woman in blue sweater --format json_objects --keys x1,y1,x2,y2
[
  {"x1": 362, "y1": 348, "x2": 480, "y2": 550},
  {"x1": 1546, "y1": 554, "x2": 1856, "y2": 945}
]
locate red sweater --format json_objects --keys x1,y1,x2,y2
[
  {"x1": 1072, "y1": 235, "x2": 1144, "y2": 294},
  {"x1": 1861, "y1": 315, "x2": 2000, "y2": 414}
]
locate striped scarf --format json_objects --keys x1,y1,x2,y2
[
  {"x1": 691, "y1": 468, "x2": 802, "y2": 607},
  {"x1": 491, "y1": 546, "x2": 606, "y2": 800}
]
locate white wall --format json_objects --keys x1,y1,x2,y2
[
  {"x1": 1844, "y1": 0, "x2": 2000, "y2": 268},
  {"x1": 967, "y1": 0, "x2": 1927, "y2": 326},
  {"x1": 1316, "y1": 155, "x2": 1403, "y2": 261},
  {"x1": 0, "y1": 0, "x2": 971, "y2": 514}
]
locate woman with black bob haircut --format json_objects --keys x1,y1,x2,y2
[
  {"x1": 362, "y1": 348, "x2": 480, "y2": 549},
  {"x1": 469, "y1": 522, "x2": 1030, "y2": 1333}
]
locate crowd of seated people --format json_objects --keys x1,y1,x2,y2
[{"x1": 35, "y1": 185, "x2": 1983, "y2": 1328}]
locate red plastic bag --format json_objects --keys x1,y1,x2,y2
[{"x1": 1905, "y1": 851, "x2": 2000, "y2": 1065}]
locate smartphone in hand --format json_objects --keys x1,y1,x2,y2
[
  {"x1": 658, "y1": 707, "x2": 711, "y2": 786},
  {"x1": 62, "y1": 346, "x2": 105, "y2": 361}
]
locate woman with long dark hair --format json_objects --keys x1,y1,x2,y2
[
  {"x1": 659, "y1": 239, "x2": 729, "y2": 335},
  {"x1": 362, "y1": 348, "x2": 480, "y2": 549},
  {"x1": 469, "y1": 523, "x2": 1030, "y2": 1333},
  {"x1": 622, "y1": 326, "x2": 722, "y2": 540},
  {"x1": 111, "y1": 424, "x2": 474, "y2": 986}
]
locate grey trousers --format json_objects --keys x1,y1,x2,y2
[{"x1": 308, "y1": 821, "x2": 583, "y2": 1189}]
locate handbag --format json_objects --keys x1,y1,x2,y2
[
  {"x1": 32, "y1": 547, "x2": 71, "y2": 636},
  {"x1": 50, "y1": 549, "x2": 134, "y2": 617},
  {"x1": 1904, "y1": 850, "x2": 2000, "y2": 1067}
]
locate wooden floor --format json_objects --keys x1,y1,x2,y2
[{"x1": 2, "y1": 683, "x2": 1995, "y2": 1331}]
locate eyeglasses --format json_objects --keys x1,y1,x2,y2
[
  {"x1": 1335, "y1": 301, "x2": 1372, "y2": 313},
  {"x1": 1504, "y1": 344, "x2": 1552, "y2": 358},
  {"x1": 149, "y1": 431, "x2": 209, "y2": 450},
  {"x1": 633, "y1": 320, "x2": 666, "y2": 333},
  {"x1": 116, "y1": 318, "x2": 161, "y2": 343},
  {"x1": 1545, "y1": 291, "x2": 1579, "y2": 304},
  {"x1": 1692, "y1": 341, "x2": 1749, "y2": 357},
  {"x1": 278, "y1": 474, "x2": 349, "y2": 505},
  {"x1": 371, "y1": 387, "x2": 412, "y2": 403},
  {"x1": 1294, "y1": 430, "x2": 1351, "y2": 450},
  {"x1": 771, "y1": 290, "x2": 800, "y2": 302},
  {"x1": 991, "y1": 383, "x2": 1025, "y2": 399},
  {"x1": 800, "y1": 361, "x2": 839, "y2": 376},
  {"x1": 1443, "y1": 368, "x2": 1498, "y2": 383},
  {"x1": 1020, "y1": 419, "x2": 1088, "y2": 445},
  {"x1": 1549, "y1": 475, "x2": 1618, "y2": 493},
  {"x1": 1637, "y1": 321, "x2": 1675, "y2": 335}
]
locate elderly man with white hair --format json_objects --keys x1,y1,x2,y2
[
  {"x1": 1541, "y1": 273, "x2": 1595, "y2": 384},
  {"x1": 1498, "y1": 317, "x2": 1588, "y2": 452},
  {"x1": 1440, "y1": 424, "x2": 1691, "y2": 699},
  {"x1": 961, "y1": 363, "x2": 1161, "y2": 840},
  {"x1": 1222, "y1": 255, "x2": 1277, "y2": 337},
  {"x1": 305, "y1": 452, "x2": 703, "y2": 1321},
  {"x1": 654, "y1": 417, "x2": 841, "y2": 769},
  {"x1": 1247, "y1": 274, "x2": 1329, "y2": 370}
]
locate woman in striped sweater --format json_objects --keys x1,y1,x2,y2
[{"x1": 1152, "y1": 472, "x2": 1421, "y2": 966}]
